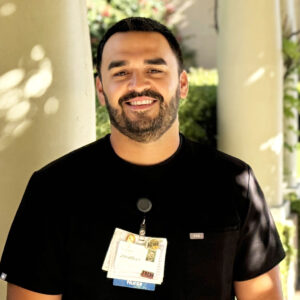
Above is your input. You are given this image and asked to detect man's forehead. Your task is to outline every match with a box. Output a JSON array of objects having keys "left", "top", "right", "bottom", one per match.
[{"left": 102, "top": 31, "right": 174, "bottom": 62}]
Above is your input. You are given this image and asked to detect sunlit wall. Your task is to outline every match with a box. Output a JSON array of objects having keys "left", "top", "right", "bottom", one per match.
[{"left": 0, "top": 1, "right": 95, "bottom": 298}]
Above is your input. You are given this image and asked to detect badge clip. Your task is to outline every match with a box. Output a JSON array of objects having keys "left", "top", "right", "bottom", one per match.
[{"left": 138, "top": 217, "right": 146, "bottom": 242}]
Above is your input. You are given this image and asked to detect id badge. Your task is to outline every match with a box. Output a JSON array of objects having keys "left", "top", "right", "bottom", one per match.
[{"left": 102, "top": 228, "right": 167, "bottom": 290}]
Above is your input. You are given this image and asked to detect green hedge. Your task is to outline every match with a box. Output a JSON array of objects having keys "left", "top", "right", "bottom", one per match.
[
  {"left": 276, "top": 220, "right": 295, "bottom": 299},
  {"left": 96, "top": 101, "right": 110, "bottom": 140},
  {"left": 281, "top": 192, "right": 300, "bottom": 299},
  {"left": 179, "top": 68, "right": 217, "bottom": 146}
]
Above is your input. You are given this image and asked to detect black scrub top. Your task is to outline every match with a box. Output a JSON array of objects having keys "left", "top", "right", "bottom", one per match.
[{"left": 0, "top": 134, "right": 285, "bottom": 300}]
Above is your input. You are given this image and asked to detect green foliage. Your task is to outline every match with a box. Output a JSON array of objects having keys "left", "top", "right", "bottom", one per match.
[
  {"left": 95, "top": 68, "right": 218, "bottom": 145},
  {"left": 179, "top": 68, "right": 217, "bottom": 146},
  {"left": 86, "top": 0, "right": 196, "bottom": 73},
  {"left": 287, "top": 194, "right": 300, "bottom": 260},
  {"left": 96, "top": 99, "right": 110, "bottom": 139},
  {"left": 276, "top": 220, "right": 295, "bottom": 300},
  {"left": 282, "top": 34, "right": 300, "bottom": 152},
  {"left": 284, "top": 192, "right": 300, "bottom": 296},
  {"left": 283, "top": 37, "right": 300, "bottom": 81}
]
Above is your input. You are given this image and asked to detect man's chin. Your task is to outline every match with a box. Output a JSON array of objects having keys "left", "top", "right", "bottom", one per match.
[
  {"left": 123, "top": 114, "right": 159, "bottom": 129},
  {"left": 123, "top": 109, "right": 159, "bottom": 122},
  {"left": 113, "top": 122, "right": 163, "bottom": 143},
  {"left": 124, "top": 122, "right": 158, "bottom": 134}
]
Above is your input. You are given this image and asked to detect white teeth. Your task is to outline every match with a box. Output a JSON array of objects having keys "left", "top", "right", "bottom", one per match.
[{"left": 129, "top": 100, "right": 154, "bottom": 106}]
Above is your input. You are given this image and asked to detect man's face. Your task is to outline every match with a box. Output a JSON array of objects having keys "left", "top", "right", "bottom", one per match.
[{"left": 96, "top": 31, "right": 188, "bottom": 143}]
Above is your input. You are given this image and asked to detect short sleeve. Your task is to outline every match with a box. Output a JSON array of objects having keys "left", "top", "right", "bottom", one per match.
[
  {"left": 0, "top": 171, "right": 64, "bottom": 294},
  {"left": 233, "top": 167, "right": 286, "bottom": 281}
]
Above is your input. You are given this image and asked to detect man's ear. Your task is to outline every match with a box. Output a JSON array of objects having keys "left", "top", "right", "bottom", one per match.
[
  {"left": 96, "top": 76, "right": 106, "bottom": 106},
  {"left": 179, "top": 70, "right": 189, "bottom": 99}
]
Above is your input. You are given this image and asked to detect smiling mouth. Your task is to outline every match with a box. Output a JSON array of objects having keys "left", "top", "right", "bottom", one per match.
[
  {"left": 126, "top": 99, "right": 157, "bottom": 106},
  {"left": 124, "top": 96, "right": 159, "bottom": 109}
]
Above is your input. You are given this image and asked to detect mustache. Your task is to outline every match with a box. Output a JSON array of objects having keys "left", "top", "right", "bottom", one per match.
[{"left": 118, "top": 90, "right": 164, "bottom": 105}]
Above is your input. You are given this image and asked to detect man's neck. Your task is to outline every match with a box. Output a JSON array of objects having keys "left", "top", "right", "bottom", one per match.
[{"left": 109, "top": 120, "right": 181, "bottom": 166}]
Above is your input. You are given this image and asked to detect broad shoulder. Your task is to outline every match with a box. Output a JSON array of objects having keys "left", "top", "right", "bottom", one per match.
[
  {"left": 184, "top": 137, "right": 250, "bottom": 176},
  {"left": 36, "top": 135, "right": 109, "bottom": 177}
]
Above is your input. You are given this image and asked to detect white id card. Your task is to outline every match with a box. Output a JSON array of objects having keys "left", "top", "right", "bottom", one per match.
[{"left": 102, "top": 228, "right": 167, "bottom": 285}]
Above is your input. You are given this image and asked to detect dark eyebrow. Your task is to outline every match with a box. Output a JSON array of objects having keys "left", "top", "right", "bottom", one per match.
[
  {"left": 144, "top": 58, "right": 167, "bottom": 65},
  {"left": 108, "top": 58, "right": 167, "bottom": 70},
  {"left": 108, "top": 60, "right": 128, "bottom": 70}
]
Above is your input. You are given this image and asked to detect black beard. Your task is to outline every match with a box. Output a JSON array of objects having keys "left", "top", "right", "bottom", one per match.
[{"left": 103, "top": 87, "right": 180, "bottom": 143}]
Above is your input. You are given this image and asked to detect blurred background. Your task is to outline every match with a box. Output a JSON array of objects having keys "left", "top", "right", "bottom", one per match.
[{"left": 0, "top": 0, "right": 299, "bottom": 299}]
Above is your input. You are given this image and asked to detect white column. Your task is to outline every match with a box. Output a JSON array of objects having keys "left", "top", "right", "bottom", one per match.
[
  {"left": 281, "top": 0, "right": 299, "bottom": 188},
  {"left": 217, "top": 0, "right": 283, "bottom": 207},
  {"left": 295, "top": 0, "right": 300, "bottom": 31},
  {"left": 0, "top": 1, "right": 95, "bottom": 297}
]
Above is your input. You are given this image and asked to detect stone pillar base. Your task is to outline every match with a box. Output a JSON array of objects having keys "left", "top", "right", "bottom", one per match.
[
  {"left": 271, "top": 199, "right": 291, "bottom": 222},
  {"left": 284, "top": 181, "right": 300, "bottom": 199}
]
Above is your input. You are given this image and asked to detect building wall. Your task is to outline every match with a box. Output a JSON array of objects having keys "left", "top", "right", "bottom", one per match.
[{"left": 178, "top": 0, "right": 218, "bottom": 69}]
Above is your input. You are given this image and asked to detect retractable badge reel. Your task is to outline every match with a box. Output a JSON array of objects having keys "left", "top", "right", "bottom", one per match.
[{"left": 136, "top": 198, "right": 152, "bottom": 243}]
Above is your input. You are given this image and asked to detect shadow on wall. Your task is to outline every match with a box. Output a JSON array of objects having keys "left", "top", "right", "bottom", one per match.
[
  {"left": 0, "top": 45, "right": 56, "bottom": 151},
  {"left": 0, "top": 1, "right": 61, "bottom": 153}
]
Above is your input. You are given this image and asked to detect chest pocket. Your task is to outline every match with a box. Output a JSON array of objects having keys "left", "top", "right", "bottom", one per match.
[{"left": 180, "top": 228, "right": 239, "bottom": 300}]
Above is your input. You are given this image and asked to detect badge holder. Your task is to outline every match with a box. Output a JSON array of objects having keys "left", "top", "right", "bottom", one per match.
[{"left": 102, "top": 198, "right": 167, "bottom": 291}]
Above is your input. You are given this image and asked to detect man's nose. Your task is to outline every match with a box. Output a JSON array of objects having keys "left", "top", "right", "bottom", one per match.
[{"left": 128, "top": 72, "right": 151, "bottom": 92}]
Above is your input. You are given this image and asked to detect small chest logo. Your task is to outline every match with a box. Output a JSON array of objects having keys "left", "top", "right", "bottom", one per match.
[{"left": 189, "top": 232, "right": 204, "bottom": 240}]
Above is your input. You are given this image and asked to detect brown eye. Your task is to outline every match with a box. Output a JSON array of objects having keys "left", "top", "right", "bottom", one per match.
[
  {"left": 114, "top": 71, "right": 128, "bottom": 77},
  {"left": 148, "top": 69, "right": 163, "bottom": 74}
]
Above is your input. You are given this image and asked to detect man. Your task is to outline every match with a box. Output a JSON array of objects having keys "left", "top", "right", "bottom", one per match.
[{"left": 0, "top": 17, "right": 285, "bottom": 300}]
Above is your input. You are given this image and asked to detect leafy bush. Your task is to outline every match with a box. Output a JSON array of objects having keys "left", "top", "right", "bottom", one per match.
[
  {"left": 276, "top": 220, "right": 295, "bottom": 300},
  {"left": 96, "top": 101, "right": 110, "bottom": 140},
  {"left": 179, "top": 68, "right": 217, "bottom": 147},
  {"left": 96, "top": 67, "right": 218, "bottom": 146},
  {"left": 284, "top": 192, "right": 300, "bottom": 297}
]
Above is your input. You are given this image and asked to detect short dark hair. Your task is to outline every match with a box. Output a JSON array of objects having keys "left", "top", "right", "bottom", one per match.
[{"left": 96, "top": 17, "right": 184, "bottom": 78}]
